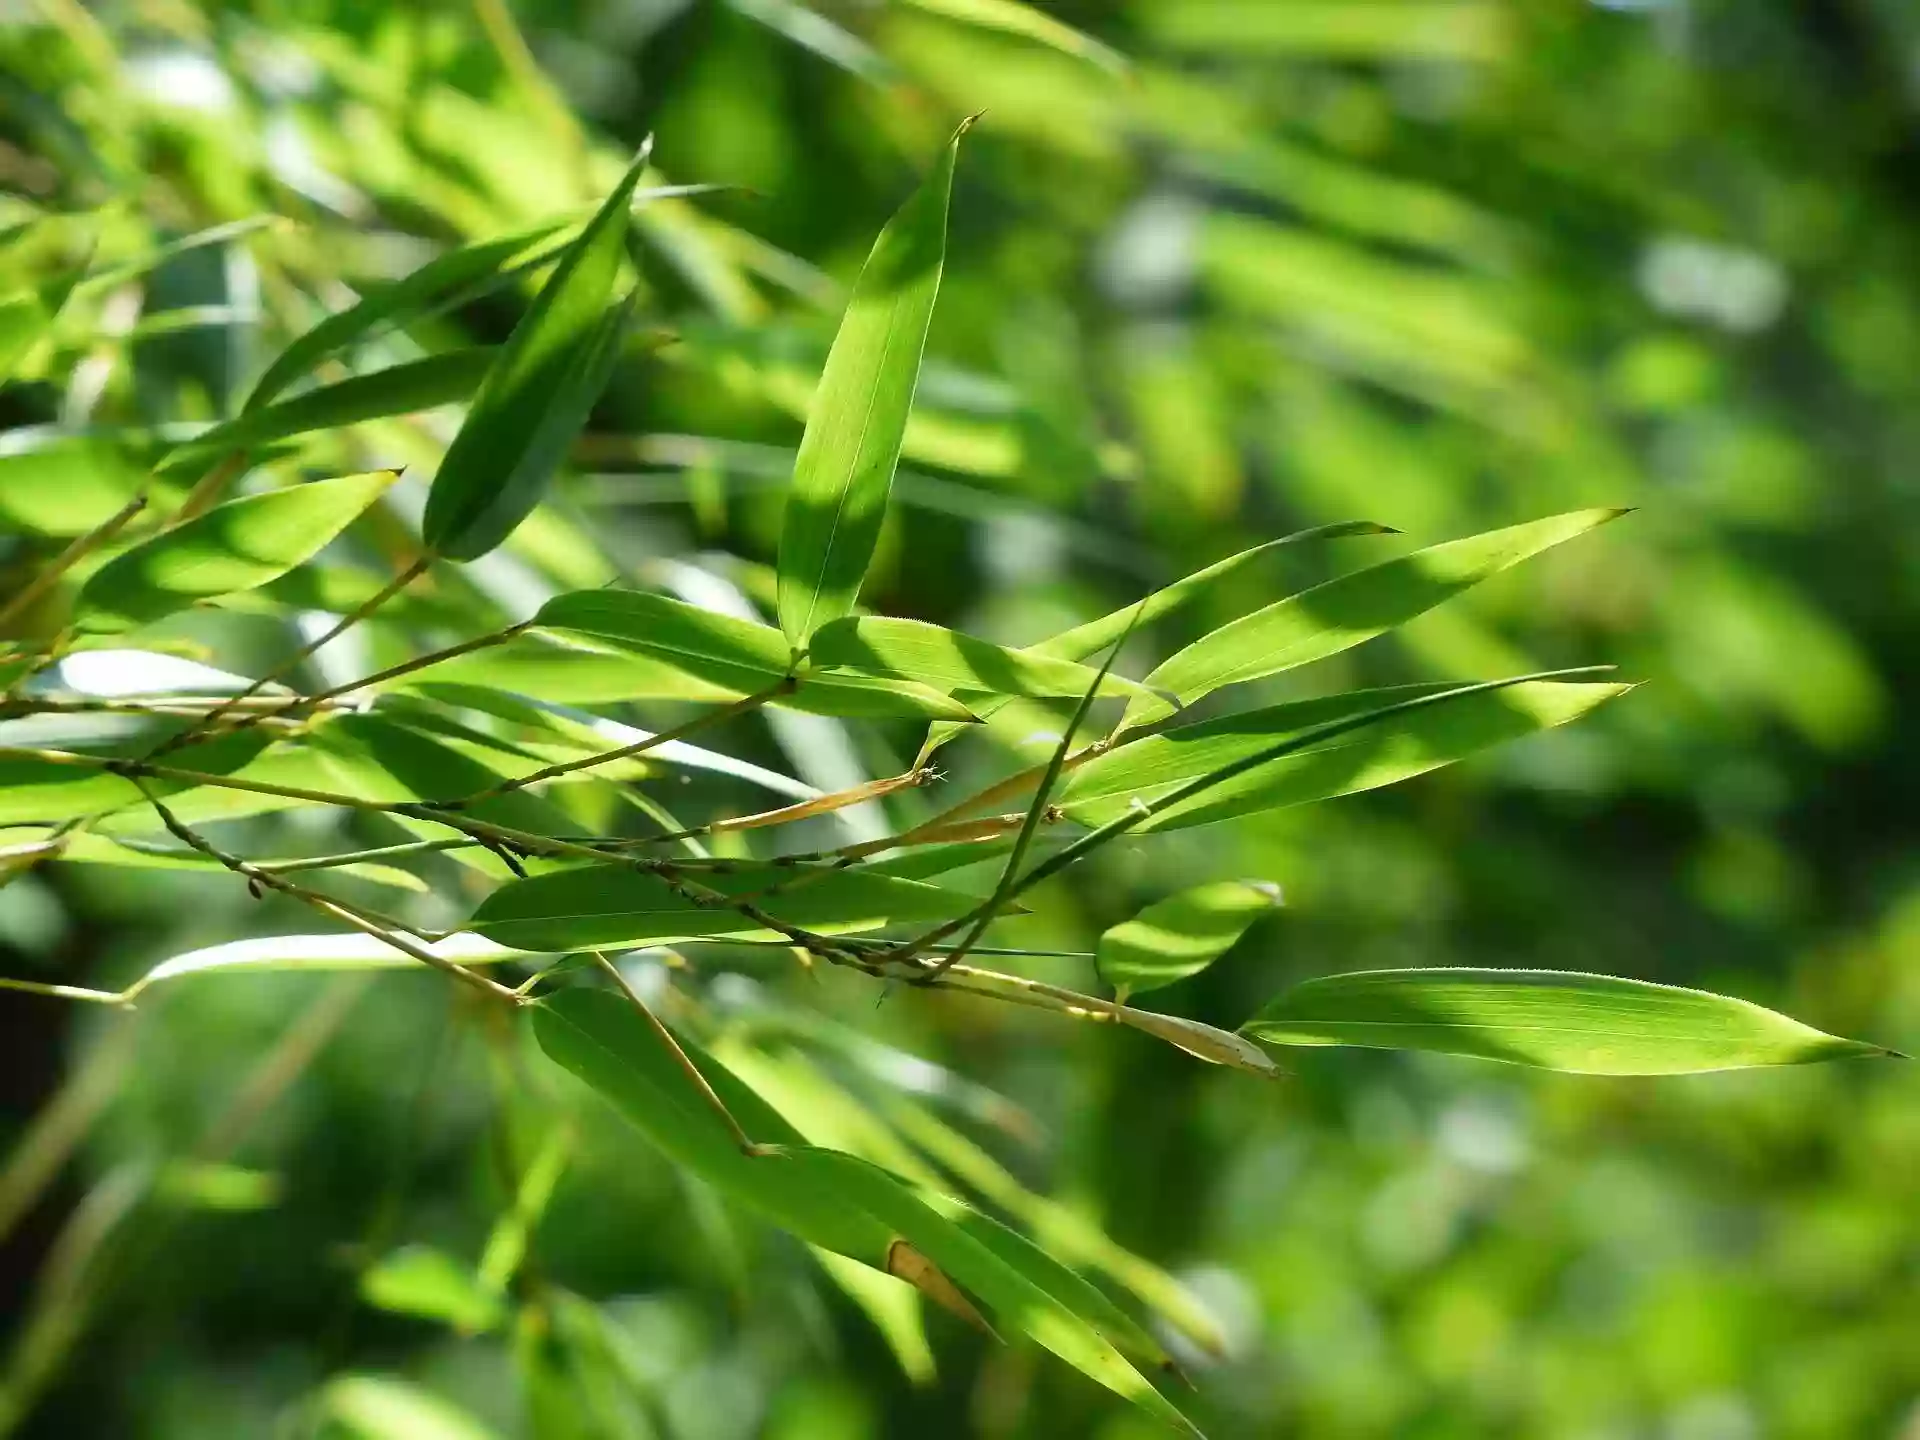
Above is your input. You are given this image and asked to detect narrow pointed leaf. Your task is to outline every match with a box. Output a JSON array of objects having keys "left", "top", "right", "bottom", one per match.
[
  {"left": 535, "top": 589, "right": 977, "bottom": 719},
  {"left": 898, "top": 0, "right": 1129, "bottom": 73},
  {"left": 808, "top": 615, "right": 1153, "bottom": 702},
  {"left": 1100, "top": 880, "right": 1283, "bottom": 997},
  {"left": 767, "top": 1147, "right": 1203, "bottom": 1436},
  {"left": 157, "top": 351, "right": 497, "bottom": 477},
  {"left": 247, "top": 219, "right": 575, "bottom": 409},
  {"left": 471, "top": 863, "right": 993, "bottom": 952},
  {"left": 73, "top": 471, "right": 400, "bottom": 631},
  {"left": 422, "top": 149, "right": 651, "bottom": 561},
  {"left": 1061, "top": 680, "right": 1630, "bottom": 830},
  {"left": 777, "top": 123, "right": 969, "bottom": 644},
  {"left": 1244, "top": 968, "right": 1900, "bottom": 1075},
  {"left": 1128, "top": 508, "right": 1627, "bottom": 725}
]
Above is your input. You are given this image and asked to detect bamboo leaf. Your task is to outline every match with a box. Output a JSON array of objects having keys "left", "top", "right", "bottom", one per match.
[
  {"left": 422, "top": 147, "right": 654, "bottom": 561},
  {"left": 157, "top": 351, "right": 497, "bottom": 478},
  {"left": 73, "top": 472, "right": 400, "bottom": 631},
  {"left": 1242, "top": 968, "right": 1903, "bottom": 1075},
  {"left": 320, "top": 1375, "right": 504, "bottom": 1440},
  {"left": 808, "top": 615, "right": 1152, "bottom": 702},
  {"left": 776, "top": 122, "right": 970, "bottom": 644},
  {"left": 1062, "top": 680, "right": 1630, "bottom": 830},
  {"left": 766, "top": 1147, "right": 1203, "bottom": 1436},
  {"left": 1128, "top": 508, "right": 1628, "bottom": 726},
  {"left": 897, "top": 0, "right": 1129, "bottom": 73},
  {"left": 360, "top": 1245, "right": 506, "bottom": 1334},
  {"left": 1099, "top": 880, "right": 1283, "bottom": 999},
  {"left": 246, "top": 219, "right": 576, "bottom": 409},
  {"left": 535, "top": 590, "right": 977, "bottom": 720},
  {"left": 471, "top": 864, "right": 993, "bottom": 952}
]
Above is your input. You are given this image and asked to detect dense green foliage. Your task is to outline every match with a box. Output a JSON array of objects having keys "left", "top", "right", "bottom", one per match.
[{"left": 1, "top": 2, "right": 1916, "bottom": 1437}]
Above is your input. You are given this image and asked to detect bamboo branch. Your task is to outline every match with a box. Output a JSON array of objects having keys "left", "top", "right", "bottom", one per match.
[{"left": 0, "top": 494, "right": 147, "bottom": 634}]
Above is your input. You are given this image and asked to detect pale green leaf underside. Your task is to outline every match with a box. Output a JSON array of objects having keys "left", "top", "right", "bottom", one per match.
[{"left": 1244, "top": 968, "right": 1897, "bottom": 1075}]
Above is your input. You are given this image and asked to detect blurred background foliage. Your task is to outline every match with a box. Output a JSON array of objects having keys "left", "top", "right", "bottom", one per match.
[{"left": 2, "top": 0, "right": 1918, "bottom": 1437}]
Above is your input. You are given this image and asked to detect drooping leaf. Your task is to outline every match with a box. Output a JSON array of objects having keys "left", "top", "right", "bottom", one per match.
[
  {"left": 776, "top": 122, "right": 969, "bottom": 644},
  {"left": 14, "top": 829, "right": 425, "bottom": 891},
  {"left": 1099, "top": 879, "right": 1283, "bottom": 999},
  {"left": 360, "top": 1245, "right": 506, "bottom": 1334},
  {"left": 421, "top": 149, "right": 651, "bottom": 561},
  {"left": 1061, "top": 680, "right": 1630, "bottom": 830},
  {"left": 72, "top": 471, "right": 400, "bottom": 631},
  {"left": 807, "top": 615, "right": 1152, "bottom": 702},
  {"left": 471, "top": 863, "right": 993, "bottom": 952},
  {"left": 1243, "top": 968, "right": 1901, "bottom": 1075},
  {"left": 766, "top": 1147, "right": 1203, "bottom": 1435},
  {"left": 536, "top": 589, "right": 976, "bottom": 719},
  {"left": 1126, "top": 508, "right": 1627, "bottom": 725},
  {"left": 156, "top": 351, "right": 496, "bottom": 478},
  {"left": 246, "top": 219, "right": 576, "bottom": 409}
]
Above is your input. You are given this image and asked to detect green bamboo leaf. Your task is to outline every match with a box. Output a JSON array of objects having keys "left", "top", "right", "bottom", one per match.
[
  {"left": 1099, "top": 879, "right": 1283, "bottom": 999},
  {"left": 1064, "top": 680, "right": 1631, "bottom": 831},
  {"left": 421, "top": 148, "right": 652, "bottom": 562},
  {"left": 1032, "top": 521, "right": 1396, "bottom": 662},
  {"left": 914, "top": 521, "right": 1391, "bottom": 759},
  {"left": 536, "top": 590, "right": 976, "bottom": 720},
  {"left": 246, "top": 219, "right": 576, "bottom": 410},
  {"left": 766, "top": 1147, "right": 1203, "bottom": 1436},
  {"left": 530, "top": 988, "right": 898, "bottom": 1261},
  {"left": 807, "top": 615, "right": 1153, "bottom": 702},
  {"left": 73, "top": 471, "right": 400, "bottom": 632},
  {"left": 897, "top": 0, "right": 1128, "bottom": 73},
  {"left": 1242, "top": 968, "right": 1903, "bottom": 1075},
  {"left": 359, "top": 1245, "right": 506, "bottom": 1334},
  {"left": 1127, "top": 508, "right": 1628, "bottom": 726},
  {"left": 776, "top": 121, "right": 971, "bottom": 645},
  {"left": 0, "top": 439, "right": 153, "bottom": 537},
  {"left": 320, "top": 1375, "right": 504, "bottom": 1440},
  {"left": 156, "top": 351, "right": 497, "bottom": 478},
  {"left": 471, "top": 863, "right": 993, "bottom": 952}
]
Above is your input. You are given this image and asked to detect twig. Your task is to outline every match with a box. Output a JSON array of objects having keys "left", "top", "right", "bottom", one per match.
[
  {"left": 442, "top": 681, "right": 792, "bottom": 809},
  {"left": 144, "top": 554, "right": 430, "bottom": 758},
  {"left": 587, "top": 950, "right": 769, "bottom": 1156},
  {"left": 0, "top": 494, "right": 147, "bottom": 633},
  {"left": 136, "top": 786, "right": 521, "bottom": 1006}
]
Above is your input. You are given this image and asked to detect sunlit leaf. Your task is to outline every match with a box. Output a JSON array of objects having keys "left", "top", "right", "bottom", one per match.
[
  {"left": 471, "top": 863, "right": 991, "bottom": 951},
  {"left": 536, "top": 590, "right": 977, "bottom": 719},
  {"left": 421, "top": 149, "right": 651, "bottom": 561},
  {"left": 320, "top": 1375, "right": 504, "bottom": 1440},
  {"left": 1243, "top": 968, "right": 1901, "bottom": 1075},
  {"left": 898, "top": 0, "right": 1128, "bottom": 73},
  {"left": 73, "top": 471, "right": 400, "bottom": 631},
  {"left": 777, "top": 122, "right": 969, "bottom": 644},
  {"left": 1066, "top": 679, "right": 1628, "bottom": 830},
  {"left": 0, "top": 438, "right": 153, "bottom": 536},
  {"left": 360, "top": 1245, "right": 506, "bottom": 1334},
  {"left": 808, "top": 615, "right": 1152, "bottom": 702},
  {"left": 1099, "top": 879, "right": 1283, "bottom": 999}
]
